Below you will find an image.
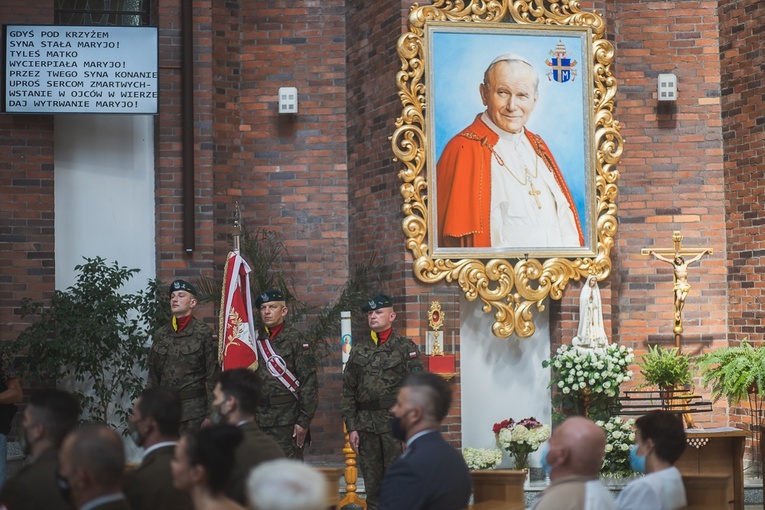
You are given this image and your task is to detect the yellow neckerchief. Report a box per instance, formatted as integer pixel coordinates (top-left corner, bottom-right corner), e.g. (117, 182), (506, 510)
(371, 330), (379, 345)
(172, 316), (178, 332)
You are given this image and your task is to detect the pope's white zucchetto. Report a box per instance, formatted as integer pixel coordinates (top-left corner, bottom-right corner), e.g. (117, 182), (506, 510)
(489, 53), (534, 68)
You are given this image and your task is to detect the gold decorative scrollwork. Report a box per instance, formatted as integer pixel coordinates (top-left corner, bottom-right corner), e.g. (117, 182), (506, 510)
(393, 0), (622, 338)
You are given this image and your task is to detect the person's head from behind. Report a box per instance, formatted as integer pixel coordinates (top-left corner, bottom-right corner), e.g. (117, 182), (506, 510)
(171, 424), (243, 495)
(543, 416), (605, 481)
(23, 388), (80, 456)
(480, 54), (540, 135)
(390, 371), (452, 441)
(58, 424), (125, 509)
(212, 368), (262, 425)
(632, 410), (686, 473)
(130, 386), (182, 447)
(246, 459), (326, 510)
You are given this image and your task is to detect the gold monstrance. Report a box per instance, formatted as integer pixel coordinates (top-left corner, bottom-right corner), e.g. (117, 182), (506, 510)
(428, 300), (444, 356)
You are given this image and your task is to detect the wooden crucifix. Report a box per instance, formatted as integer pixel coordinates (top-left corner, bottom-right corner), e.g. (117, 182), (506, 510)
(641, 231), (712, 344)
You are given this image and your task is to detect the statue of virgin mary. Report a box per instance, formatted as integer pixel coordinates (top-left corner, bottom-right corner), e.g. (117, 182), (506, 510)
(572, 275), (609, 349)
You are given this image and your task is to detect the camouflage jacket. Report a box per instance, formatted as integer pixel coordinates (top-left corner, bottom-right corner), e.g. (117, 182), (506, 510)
(254, 325), (318, 429)
(147, 317), (219, 422)
(341, 330), (423, 434)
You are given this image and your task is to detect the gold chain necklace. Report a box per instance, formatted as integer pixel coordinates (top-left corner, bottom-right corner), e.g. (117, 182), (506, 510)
(491, 144), (543, 209)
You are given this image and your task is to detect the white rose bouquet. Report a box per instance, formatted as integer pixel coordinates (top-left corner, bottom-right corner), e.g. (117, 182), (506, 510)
(461, 447), (503, 471)
(493, 417), (551, 470)
(596, 416), (636, 478)
(543, 343), (635, 419)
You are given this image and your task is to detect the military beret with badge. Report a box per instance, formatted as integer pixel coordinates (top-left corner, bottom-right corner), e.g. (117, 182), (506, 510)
(169, 279), (197, 296)
(361, 294), (394, 312)
(255, 288), (285, 308)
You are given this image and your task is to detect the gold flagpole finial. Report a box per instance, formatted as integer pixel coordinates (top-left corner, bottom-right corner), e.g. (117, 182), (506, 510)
(233, 202), (242, 251)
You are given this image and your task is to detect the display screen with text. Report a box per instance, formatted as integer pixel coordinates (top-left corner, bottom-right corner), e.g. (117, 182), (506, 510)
(3, 25), (158, 114)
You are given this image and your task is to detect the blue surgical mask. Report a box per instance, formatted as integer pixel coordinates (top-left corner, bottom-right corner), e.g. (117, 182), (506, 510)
(629, 444), (646, 473)
(540, 442), (552, 476)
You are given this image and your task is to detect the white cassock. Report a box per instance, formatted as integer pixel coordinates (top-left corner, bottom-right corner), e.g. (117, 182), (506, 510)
(482, 113), (580, 248)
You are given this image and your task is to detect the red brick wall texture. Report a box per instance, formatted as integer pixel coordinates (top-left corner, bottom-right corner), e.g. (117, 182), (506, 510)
(0, 0), (763, 463)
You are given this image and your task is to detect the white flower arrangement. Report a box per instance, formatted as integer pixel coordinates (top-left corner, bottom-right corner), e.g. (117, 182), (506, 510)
(596, 416), (636, 478)
(546, 343), (635, 399)
(493, 417), (551, 470)
(461, 447), (503, 471)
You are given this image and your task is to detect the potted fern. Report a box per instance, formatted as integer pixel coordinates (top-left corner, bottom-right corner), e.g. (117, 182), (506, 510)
(696, 339), (765, 405)
(639, 345), (693, 391)
(697, 339), (765, 475)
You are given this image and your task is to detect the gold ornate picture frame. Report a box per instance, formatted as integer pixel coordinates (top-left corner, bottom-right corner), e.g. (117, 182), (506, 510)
(393, 0), (622, 338)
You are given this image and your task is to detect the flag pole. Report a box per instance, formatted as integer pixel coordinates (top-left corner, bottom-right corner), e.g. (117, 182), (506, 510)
(338, 311), (366, 509)
(218, 202), (258, 371)
(233, 201), (241, 252)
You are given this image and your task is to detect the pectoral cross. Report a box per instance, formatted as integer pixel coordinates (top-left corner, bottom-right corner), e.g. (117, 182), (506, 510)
(528, 180), (542, 209)
(641, 231), (712, 346)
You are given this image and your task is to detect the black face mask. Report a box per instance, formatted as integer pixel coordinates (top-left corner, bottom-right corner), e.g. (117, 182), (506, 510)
(390, 415), (407, 442)
(19, 425), (31, 456)
(56, 472), (73, 506)
(390, 409), (414, 442)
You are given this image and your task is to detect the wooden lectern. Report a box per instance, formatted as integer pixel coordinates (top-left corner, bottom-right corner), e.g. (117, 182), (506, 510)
(674, 428), (746, 510)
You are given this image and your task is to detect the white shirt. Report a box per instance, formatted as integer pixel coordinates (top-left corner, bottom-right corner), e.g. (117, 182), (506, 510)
(585, 480), (618, 510)
(616, 467), (687, 510)
(482, 112), (580, 248)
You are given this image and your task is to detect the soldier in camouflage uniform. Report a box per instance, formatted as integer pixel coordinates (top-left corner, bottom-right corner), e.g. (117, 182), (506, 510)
(253, 289), (318, 460)
(341, 294), (424, 510)
(147, 280), (219, 435)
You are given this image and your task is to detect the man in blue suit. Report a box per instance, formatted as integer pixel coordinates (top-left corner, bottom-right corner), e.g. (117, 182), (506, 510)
(378, 372), (471, 510)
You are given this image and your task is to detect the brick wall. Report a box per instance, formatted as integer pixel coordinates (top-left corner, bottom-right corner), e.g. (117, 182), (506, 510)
(208, 0), (351, 461)
(0, 3), (54, 343)
(607, 0), (728, 432)
(719, 0), (765, 445)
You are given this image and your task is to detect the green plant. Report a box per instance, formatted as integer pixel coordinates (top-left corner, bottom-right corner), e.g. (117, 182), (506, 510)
(697, 338), (765, 476)
(638, 345), (693, 389)
(697, 339), (765, 405)
(12, 257), (166, 428)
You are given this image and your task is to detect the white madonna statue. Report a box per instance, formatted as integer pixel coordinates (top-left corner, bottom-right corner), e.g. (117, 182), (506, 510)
(572, 275), (609, 349)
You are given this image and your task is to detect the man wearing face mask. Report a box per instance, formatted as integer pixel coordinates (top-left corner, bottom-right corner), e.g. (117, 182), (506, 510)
(57, 424), (131, 510)
(123, 387), (190, 510)
(533, 416), (615, 510)
(211, 368), (284, 505)
(341, 294), (424, 510)
(147, 280), (219, 435)
(378, 372), (471, 510)
(0, 389), (79, 510)
(615, 410), (687, 510)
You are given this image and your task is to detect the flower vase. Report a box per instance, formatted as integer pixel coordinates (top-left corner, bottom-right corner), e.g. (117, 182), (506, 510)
(512, 452), (530, 472)
(523, 468), (530, 489)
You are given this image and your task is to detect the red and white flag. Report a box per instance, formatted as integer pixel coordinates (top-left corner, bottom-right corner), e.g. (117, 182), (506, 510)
(219, 251), (258, 371)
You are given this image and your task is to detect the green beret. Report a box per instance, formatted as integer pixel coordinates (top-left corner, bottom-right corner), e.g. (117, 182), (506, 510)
(256, 289), (285, 308)
(362, 294), (393, 312)
(169, 280), (197, 296)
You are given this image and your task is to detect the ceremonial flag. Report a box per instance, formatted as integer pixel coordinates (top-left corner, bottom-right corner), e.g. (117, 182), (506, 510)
(219, 250), (258, 370)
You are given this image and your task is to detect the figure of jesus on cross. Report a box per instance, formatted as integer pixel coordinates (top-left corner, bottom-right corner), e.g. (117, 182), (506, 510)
(642, 231), (712, 337)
